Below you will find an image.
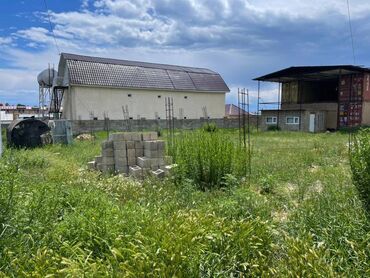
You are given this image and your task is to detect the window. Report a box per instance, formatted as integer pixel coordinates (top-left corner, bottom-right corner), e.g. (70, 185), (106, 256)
(184, 116), (187, 119)
(184, 96), (188, 99)
(158, 95), (161, 98)
(128, 94), (132, 97)
(266, 116), (277, 124)
(286, 116), (300, 124)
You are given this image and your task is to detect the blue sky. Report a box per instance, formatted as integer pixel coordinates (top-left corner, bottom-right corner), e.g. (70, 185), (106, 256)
(0, 0), (369, 111)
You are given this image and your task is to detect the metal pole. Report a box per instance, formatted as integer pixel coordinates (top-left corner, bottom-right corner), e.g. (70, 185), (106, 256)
(277, 82), (281, 129)
(242, 89), (246, 148)
(247, 89), (251, 178)
(0, 106), (2, 158)
(238, 88), (241, 145)
(257, 81), (260, 131)
(299, 81), (302, 131)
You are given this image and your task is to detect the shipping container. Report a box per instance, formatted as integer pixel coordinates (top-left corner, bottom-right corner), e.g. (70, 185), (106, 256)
(338, 74), (363, 127)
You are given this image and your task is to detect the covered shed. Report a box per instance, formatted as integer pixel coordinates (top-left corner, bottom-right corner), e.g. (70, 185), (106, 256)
(254, 65), (370, 132)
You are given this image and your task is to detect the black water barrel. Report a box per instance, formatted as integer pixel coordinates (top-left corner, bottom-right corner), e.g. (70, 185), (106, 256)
(7, 118), (50, 148)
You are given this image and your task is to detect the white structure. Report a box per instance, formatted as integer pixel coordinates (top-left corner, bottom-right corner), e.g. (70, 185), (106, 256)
(55, 53), (230, 120)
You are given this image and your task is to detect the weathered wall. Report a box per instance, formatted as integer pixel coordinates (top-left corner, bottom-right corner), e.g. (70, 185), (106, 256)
(71, 117), (258, 134)
(62, 86), (226, 120)
(260, 110), (328, 132)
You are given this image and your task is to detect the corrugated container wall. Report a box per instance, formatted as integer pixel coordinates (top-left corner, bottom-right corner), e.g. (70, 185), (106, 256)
(338, 74), (363, 127)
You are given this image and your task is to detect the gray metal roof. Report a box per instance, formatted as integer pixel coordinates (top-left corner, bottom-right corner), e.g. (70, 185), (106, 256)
(254, 65), (370, 82)
(61, 53), (230, 92)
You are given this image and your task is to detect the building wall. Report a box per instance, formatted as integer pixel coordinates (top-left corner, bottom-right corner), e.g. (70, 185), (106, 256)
(62, 86), (226, 120)
(70, 117), (258, 134)
(260, 110), (327, 132)
(281, 102), (338, 129)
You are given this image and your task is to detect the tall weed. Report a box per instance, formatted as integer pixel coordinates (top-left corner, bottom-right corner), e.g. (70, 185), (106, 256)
(170, 131), (248, 190)
(350, 128), (370, 215)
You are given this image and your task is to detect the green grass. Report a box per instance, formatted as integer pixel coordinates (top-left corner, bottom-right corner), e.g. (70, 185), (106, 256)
(0, 130), (369, 276)
(170, 130), (249, 190)
(350, 128), (370, 216)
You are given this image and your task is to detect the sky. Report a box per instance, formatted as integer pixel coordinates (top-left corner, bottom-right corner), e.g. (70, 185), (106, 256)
(0, 0), (369, 112)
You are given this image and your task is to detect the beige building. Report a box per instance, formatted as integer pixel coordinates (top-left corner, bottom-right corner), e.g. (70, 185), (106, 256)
(255, 65), (370, 132)
(54, 53), (229, 120)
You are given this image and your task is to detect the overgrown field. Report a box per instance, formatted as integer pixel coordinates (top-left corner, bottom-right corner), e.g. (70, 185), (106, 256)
(0, 130), (369, 276)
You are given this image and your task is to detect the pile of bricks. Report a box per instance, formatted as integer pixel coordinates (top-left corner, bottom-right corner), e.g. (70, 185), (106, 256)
(87, 132), (174, 178)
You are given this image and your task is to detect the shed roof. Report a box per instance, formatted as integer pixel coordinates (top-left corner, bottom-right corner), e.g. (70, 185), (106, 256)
(60, 53), (229, 93)
(254, 65), (370, 82)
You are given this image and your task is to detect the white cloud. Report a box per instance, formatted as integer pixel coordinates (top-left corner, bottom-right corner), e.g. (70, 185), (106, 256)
(0, 37), (12, 45)
(2, 0), (370, 105)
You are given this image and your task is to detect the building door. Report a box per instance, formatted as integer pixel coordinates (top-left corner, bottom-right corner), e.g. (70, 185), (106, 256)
(309, 113), (315, 132)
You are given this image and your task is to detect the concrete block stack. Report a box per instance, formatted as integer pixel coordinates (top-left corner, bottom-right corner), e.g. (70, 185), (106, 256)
(87, 132), (175, 178)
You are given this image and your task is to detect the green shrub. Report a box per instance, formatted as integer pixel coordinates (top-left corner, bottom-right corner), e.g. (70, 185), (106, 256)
(350, 128), (370, 215)
(202, 122), (218, 132)
(171, 131), (248, 190)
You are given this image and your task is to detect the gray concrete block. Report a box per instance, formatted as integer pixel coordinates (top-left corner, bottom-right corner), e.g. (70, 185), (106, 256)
(114, 157), (128, 167)
(142, 133), (151, 141)
(151, 169), (165, 178)
(115, 165), (128, 174)
(109, 133), (125, 141)
(114, 149), (127, 158)
(128, 157), (136, 166)
(149, 132), (158, 140)
(129, 165), (142, 178)
(135, 141), (143, 149)
(127, 149), (135, 158)
(123, 133), (132, 141)
(102, 156), (115, 165)
(101, 164), (115, 173)
(101, 140), (113, 149)
(157, 157), (165, 166)
(135, 148), (144, 157)
(87, 161), (96, 170)
(131, 133), (141, 141)
(157, 149), (165, 157)
(126, 141), (135, 149)
(95, 156), (103, 164)
(102, 148), (114, 157)
(137, 156), (152, 168)
(157, 140), (165, 150)
(144, 141), (157, 151)
(144, 149), (158, 158)
(97, 163), (115, 173)
(113, 141), (126, 150)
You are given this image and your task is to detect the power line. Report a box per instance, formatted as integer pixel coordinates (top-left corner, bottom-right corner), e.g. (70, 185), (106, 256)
(43, 0), (61, 55)
(346, 0), (356, 64)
